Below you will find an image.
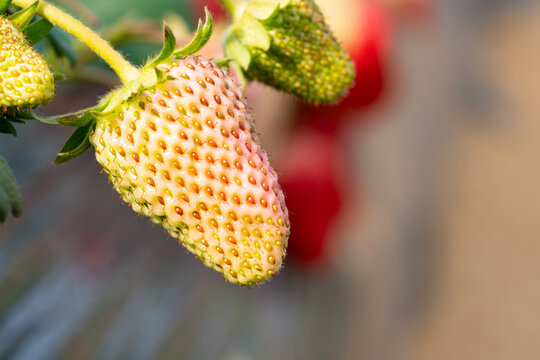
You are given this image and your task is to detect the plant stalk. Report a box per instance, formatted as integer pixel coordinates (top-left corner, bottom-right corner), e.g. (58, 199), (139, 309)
(12, 0), (140, 84)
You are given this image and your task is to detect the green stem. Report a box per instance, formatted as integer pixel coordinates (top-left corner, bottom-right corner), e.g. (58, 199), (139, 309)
(219, 0), (245, 21)
(12, 0), (140, 84)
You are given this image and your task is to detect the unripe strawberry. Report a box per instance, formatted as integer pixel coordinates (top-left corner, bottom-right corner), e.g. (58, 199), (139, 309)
(0, 17), (54, 109)
(224, 0), (355, 105)
(89, 55), (289, 285)
(295, 0), (390, 127)
(249, 0), (354, 103)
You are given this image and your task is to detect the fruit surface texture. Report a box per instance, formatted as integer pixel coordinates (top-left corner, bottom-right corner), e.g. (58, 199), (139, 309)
(89, 55), (289, 285)
(246, 0), (355, 104)
(0, 17), (54, 109)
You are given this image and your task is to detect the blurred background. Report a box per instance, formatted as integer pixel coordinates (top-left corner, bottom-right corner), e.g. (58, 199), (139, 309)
(1, 0), (540, 358)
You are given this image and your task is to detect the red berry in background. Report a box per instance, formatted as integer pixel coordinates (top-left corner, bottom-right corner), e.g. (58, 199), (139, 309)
(341, 0), (389, 110)
(277, 123), (345, 264)
(297, 0), (391, 127)
(188, 0), (227, 21)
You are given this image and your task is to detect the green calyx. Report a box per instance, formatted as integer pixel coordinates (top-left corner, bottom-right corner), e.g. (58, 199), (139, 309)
(97, 7), (214, 116)
(224, 0), (286, 66)
(146, 7), (213, 69)
(8, 1), (38, 28)
(222, 0), (355, 104)
(29, 9), (216, 164)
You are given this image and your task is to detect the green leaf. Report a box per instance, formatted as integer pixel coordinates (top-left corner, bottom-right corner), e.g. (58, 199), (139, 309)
(0, 187), (10, 222)
(0, 112), (32, 134)
(8, 1), (38, 30)
(32, 108), (94, 127)
(145, 23), (176, 68)
(25, 18), (54, 44)
(53, 71), (67, 82)
(245, 1), (280, 20)
(28, 111), (59, 125)
(277, 0), (291, 7)
(30, 98), (110, 126)
(232, 13), (270, 50)
(0, 117), (17, 137)
(0, 154), (22, 222)
(4, 112), (31, 123)
(173, 7), (213, 57)
(0, 0), (12, 14)
(5, 117), (24, 124)
(54, 122), (93, 164)
(95, 68), (157, 115)
(13, 112), (34, 120)
(224, 34), (251, 69)
(57, 112), (97, 127)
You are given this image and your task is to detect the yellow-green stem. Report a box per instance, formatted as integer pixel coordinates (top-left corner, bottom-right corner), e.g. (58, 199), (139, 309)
(12, 0), (140, 84)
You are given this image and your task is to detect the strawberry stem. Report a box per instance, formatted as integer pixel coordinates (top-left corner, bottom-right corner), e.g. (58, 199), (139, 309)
(11, 0), (140, 84)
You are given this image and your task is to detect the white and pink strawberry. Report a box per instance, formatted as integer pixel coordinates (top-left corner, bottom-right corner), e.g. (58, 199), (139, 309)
(90, 55), (290, 285)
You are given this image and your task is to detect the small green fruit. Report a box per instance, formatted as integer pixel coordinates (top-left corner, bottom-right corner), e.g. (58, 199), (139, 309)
(0, 16), (54, 109)
(226, 0), (355, 104)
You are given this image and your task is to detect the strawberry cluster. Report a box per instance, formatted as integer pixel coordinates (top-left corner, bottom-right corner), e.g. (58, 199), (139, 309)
(1, 0), (359, 285)
(244, 0), (355, 104)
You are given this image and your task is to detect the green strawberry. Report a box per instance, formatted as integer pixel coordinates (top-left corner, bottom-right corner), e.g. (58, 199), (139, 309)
(0, 16), (54, 109)
(89, 55), (290, 285)
(224, 0), (355, 104)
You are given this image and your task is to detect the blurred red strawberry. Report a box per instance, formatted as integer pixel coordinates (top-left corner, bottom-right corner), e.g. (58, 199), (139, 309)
(277, 123), (345, 264)
(188, 0), (227, 21)
(297, 0), (390, 128)
(341, 0), (389, 110)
